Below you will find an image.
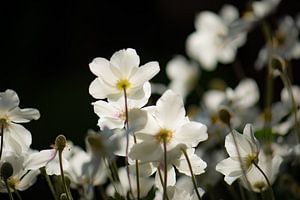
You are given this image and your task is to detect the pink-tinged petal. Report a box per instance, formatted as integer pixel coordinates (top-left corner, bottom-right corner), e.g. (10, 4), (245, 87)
(89, 57), (118, 85)
(9, 108), (40, 123)
(129, 141), (162, 162)
(155, 90), (186, 130)
(7, 123), (31, 152)
(89, 78), (112, 99)
(17, 170), (39, 191)
(0, 89), (19, 113)
(130, 61), (160, 87)
(110, 48), (140, 78)
(216, 157), (242, 185)
(24, 149), (57, 170)
(174, 122), (208, 147)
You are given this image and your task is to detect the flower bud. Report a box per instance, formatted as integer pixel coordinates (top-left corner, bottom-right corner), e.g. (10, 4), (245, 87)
(218, 108), (231, 126)
(55, 135), (67, 152)
(0, 162), (13, 180)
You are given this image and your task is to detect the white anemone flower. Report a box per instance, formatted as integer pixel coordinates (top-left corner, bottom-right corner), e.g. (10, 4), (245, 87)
(0, 151), (39, 193)
(186, 5), (247, 70)
(216, 124), (260, 185)
(0, 89), (40, 154)
(92, 82), (151, 130)
(129, 90), (208, 163)
(89, 48), (160, 101)
(166, 56), (200, 101)
(241, 152), (283, 193)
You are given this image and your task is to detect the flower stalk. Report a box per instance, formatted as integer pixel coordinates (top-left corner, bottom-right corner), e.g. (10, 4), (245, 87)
(181, 148), (202, 200)
(163, 138), (168, 200)
(0, 121), (4, 161)
(40, 167), (59, 200)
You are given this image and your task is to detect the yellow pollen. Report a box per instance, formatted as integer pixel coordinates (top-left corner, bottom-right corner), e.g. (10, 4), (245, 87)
(8, 176), (20, 188)
(155, 128), (173, 143)
(116, 79), (131, 91)
(244, 154), (258, 169)
(253, 181), (267, 192)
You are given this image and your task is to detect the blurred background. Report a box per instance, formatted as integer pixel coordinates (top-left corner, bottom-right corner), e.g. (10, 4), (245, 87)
(1, 0), (300, 198)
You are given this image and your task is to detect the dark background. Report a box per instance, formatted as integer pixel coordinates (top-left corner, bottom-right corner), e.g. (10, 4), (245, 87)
(1, 0), (300, 199)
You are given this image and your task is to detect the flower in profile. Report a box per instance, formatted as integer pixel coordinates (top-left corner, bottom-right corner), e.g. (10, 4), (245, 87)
(0, 89), (40, 154)
(186, 5), (247, 70)
(216, 124), (260, 185)
(0, 151), (39, 193)
(240, 152), (283, 193)
(166, 56), (200, 101)
(129, 90), (208, 163)
(89, 48), (160, 101)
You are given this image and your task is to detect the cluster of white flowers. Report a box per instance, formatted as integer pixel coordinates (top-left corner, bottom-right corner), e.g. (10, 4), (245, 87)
(2, 0), (300, 199)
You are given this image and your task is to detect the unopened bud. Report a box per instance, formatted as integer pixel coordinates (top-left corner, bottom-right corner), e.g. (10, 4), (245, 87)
(218, 108), (231, 126)
(0, 162), (13, 180)
(55, 135), (67, 152)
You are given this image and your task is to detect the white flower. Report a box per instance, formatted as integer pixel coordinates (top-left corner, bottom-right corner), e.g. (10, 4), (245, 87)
(255, 15), (300, 70)
(166, 56), (200, 101)
(216, 124), (260, 185)
(252, 0), (281, 18)
(186, 5), (247, 70)
(0, 89), (40, 154)
(92, 82), (150, 130)
(129, 90), (208, 163)
(240, 152), (283, 193)
(89, 48), (160, 101)
(0, 151), (39, 192)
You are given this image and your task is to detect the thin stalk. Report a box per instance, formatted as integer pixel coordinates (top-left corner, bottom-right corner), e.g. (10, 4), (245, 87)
(163, 139), (168, 200)
(0, 123), (4, 161)
(13, 188), (22, 200)
(102, 158), (120, 196)
(58, 151), (71, 200)
(40, 167), (59, 200)
(252, 161), (275, 200)
(279, 70), (300, 143)
(4, 179), (14, 200)
(181, 148), (202, 200)
(157, 167), (169, 200)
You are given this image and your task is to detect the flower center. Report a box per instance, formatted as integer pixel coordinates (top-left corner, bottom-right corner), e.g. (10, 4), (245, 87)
(0, 117), (9, 129)
(155, 128), (173, 143)
(116, 79), (131, 91)
(244, 154), (258, 169)
(8, 176), (20, 189)
(253, 181), (267, 192)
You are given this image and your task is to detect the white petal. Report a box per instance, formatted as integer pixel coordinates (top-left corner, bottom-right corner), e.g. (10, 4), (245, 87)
(130, 61), (160, 87)
(110, 48), (140, 78)
(24, 149), (57, 170)
(233, 78), (259, 109)
(89, 78), (110, 99)
(129, 141), (162, 162)
(0, 89), (19, 113)
(89, 57), (118, 85)
(195, 11), (226, 33)
(155, 90), (186, 130)
(155, 166), (176, 191)
(174, 122), (208, 147)
(219, 4), (239, 24)
(8, 108), (40, 123)
(216, 157), (242, 185)
(7, 123), (32, 153)
(225, 130), (254, 158)
(203, 90), (226, 111)
(17, 170), (39, 191)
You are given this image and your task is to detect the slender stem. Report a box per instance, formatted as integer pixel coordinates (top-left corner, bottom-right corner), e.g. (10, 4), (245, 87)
(0, 123), (4, 161)
(13, 188), (22, 200)
(279, 70), (300, 142)
(181, 148), (202, 200)
(163, 139), (168, 200)
(102, 158), (120, 196)
(252, 161), (275, 200)
(58, 151), (71, 200)
(157, 167), (169, 200)
(40, 167), (59, 200)
(5, 179), (14, 200)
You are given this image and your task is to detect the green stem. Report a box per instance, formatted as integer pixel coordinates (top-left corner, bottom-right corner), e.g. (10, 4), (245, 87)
(13, 188), (22, 200)
(181, 148), (202, 200)
(40, 167), (59, 200)
(252, 162), (275, 200)
(5, 179), (14, 200)
(163, 139), (168, 200)
(58, 151), (71, 200)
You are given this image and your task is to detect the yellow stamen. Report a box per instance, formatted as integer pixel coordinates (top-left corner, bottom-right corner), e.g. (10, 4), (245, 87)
(116, 79), (131, 91)
(155, 128), (173, 143)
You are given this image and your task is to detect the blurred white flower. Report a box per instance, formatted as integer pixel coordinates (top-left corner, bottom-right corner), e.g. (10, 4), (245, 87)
(186, 5), (247, 70)
(255, 16), (300, 70)
(166, 56), (200, 101)
(89, 48), (159, 101)
(216, 124), (260, 185)
(240, 152), (282, 193)
(252, 0), (281, 18)
(0, 151), (39, 193)
(0, 89), (40, 154)
(129, 90), (208, 163)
